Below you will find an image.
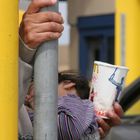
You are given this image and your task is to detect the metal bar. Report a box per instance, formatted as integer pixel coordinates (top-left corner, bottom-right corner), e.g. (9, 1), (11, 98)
(0, 0), (18, 140)
(34, 2), (58, 140)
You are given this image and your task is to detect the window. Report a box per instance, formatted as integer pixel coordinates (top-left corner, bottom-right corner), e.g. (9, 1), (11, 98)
(78, 14), (114, 79)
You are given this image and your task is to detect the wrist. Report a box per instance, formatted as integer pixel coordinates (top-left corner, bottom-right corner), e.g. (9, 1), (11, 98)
(19, 35), (36, 64)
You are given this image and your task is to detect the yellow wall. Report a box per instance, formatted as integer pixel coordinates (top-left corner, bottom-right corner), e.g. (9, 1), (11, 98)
(115, 0), (140, 85)
(0, 1), (18, 140)
(115, 0), (140, 115)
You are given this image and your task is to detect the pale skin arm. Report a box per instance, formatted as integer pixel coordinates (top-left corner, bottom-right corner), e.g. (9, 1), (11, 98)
(19, 0), (64, 49)
(97, 102), (123, 139)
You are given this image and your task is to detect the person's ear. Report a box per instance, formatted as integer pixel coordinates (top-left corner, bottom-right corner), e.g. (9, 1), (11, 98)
(63, 81), (76, 90)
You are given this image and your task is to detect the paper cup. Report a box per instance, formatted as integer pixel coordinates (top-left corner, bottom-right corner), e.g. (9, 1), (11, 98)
(89, 61), (129, 119)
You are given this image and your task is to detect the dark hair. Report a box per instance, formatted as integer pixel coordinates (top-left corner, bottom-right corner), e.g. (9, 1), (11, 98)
(58, 70), (90, 99)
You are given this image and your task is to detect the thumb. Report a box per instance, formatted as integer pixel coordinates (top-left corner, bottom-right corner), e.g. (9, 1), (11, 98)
(114, 102), (124, 117)
(26, 0), (57, 14)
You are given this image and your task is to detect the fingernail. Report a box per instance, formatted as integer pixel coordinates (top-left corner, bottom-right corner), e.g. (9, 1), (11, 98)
(107, 112), (114, 118)
(51, 0), (57, 4)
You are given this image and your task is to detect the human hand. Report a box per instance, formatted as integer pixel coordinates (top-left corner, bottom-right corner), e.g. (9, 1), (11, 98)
(25, 82), (35, 109)
(97, 102), (123, 139)
(19, 0), (64, 49)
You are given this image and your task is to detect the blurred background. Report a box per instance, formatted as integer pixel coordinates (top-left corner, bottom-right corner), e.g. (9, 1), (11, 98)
(19, 0), (140, 139)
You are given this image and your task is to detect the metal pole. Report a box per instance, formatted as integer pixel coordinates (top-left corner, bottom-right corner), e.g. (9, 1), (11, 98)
(0, 0), (18, 140)
(34, 2), (58, 140)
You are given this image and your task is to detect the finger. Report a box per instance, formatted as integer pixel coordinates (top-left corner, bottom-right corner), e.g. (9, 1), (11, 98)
(29, 98), (34, 103)
(25, 95), (30, 100)
(34, 22), (64, 33)
(30, 102), (34, 110)
(97, 119), (111, 134)
(27, 95), (32, 100)
(25, 97), (29, 102)
(27, 12), (64, 24)
(30, 91), (35, 98)
(106, 111), (122, 126)
(41, 31), (61, 38)
(24, 12), (63, 24)
(27, 32), (62, 48)
(113, 102), (124, 117)
(36, 32), (62, 42)
(28, 87), (35, 96)
(26, 0), (57, 14)
(98, 127), (106, 139)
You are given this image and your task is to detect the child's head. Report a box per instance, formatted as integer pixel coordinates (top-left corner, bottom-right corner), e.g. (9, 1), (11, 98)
(25, 70), (90, 109)
(58, 70), (90, 99)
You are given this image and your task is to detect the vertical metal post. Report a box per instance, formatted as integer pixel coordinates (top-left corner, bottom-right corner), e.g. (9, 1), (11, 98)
(0, 0), (18, 140)
(34, 2), (58, 140)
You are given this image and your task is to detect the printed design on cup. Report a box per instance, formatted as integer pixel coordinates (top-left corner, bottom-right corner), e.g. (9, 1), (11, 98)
(90, 88), (97, 102)
(93, 64), (99, 73)
(95, 109), (106, 118)
(90, 64), (99, 101)
(108, 68), (124, 101)
(92, 64), (99, 83)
